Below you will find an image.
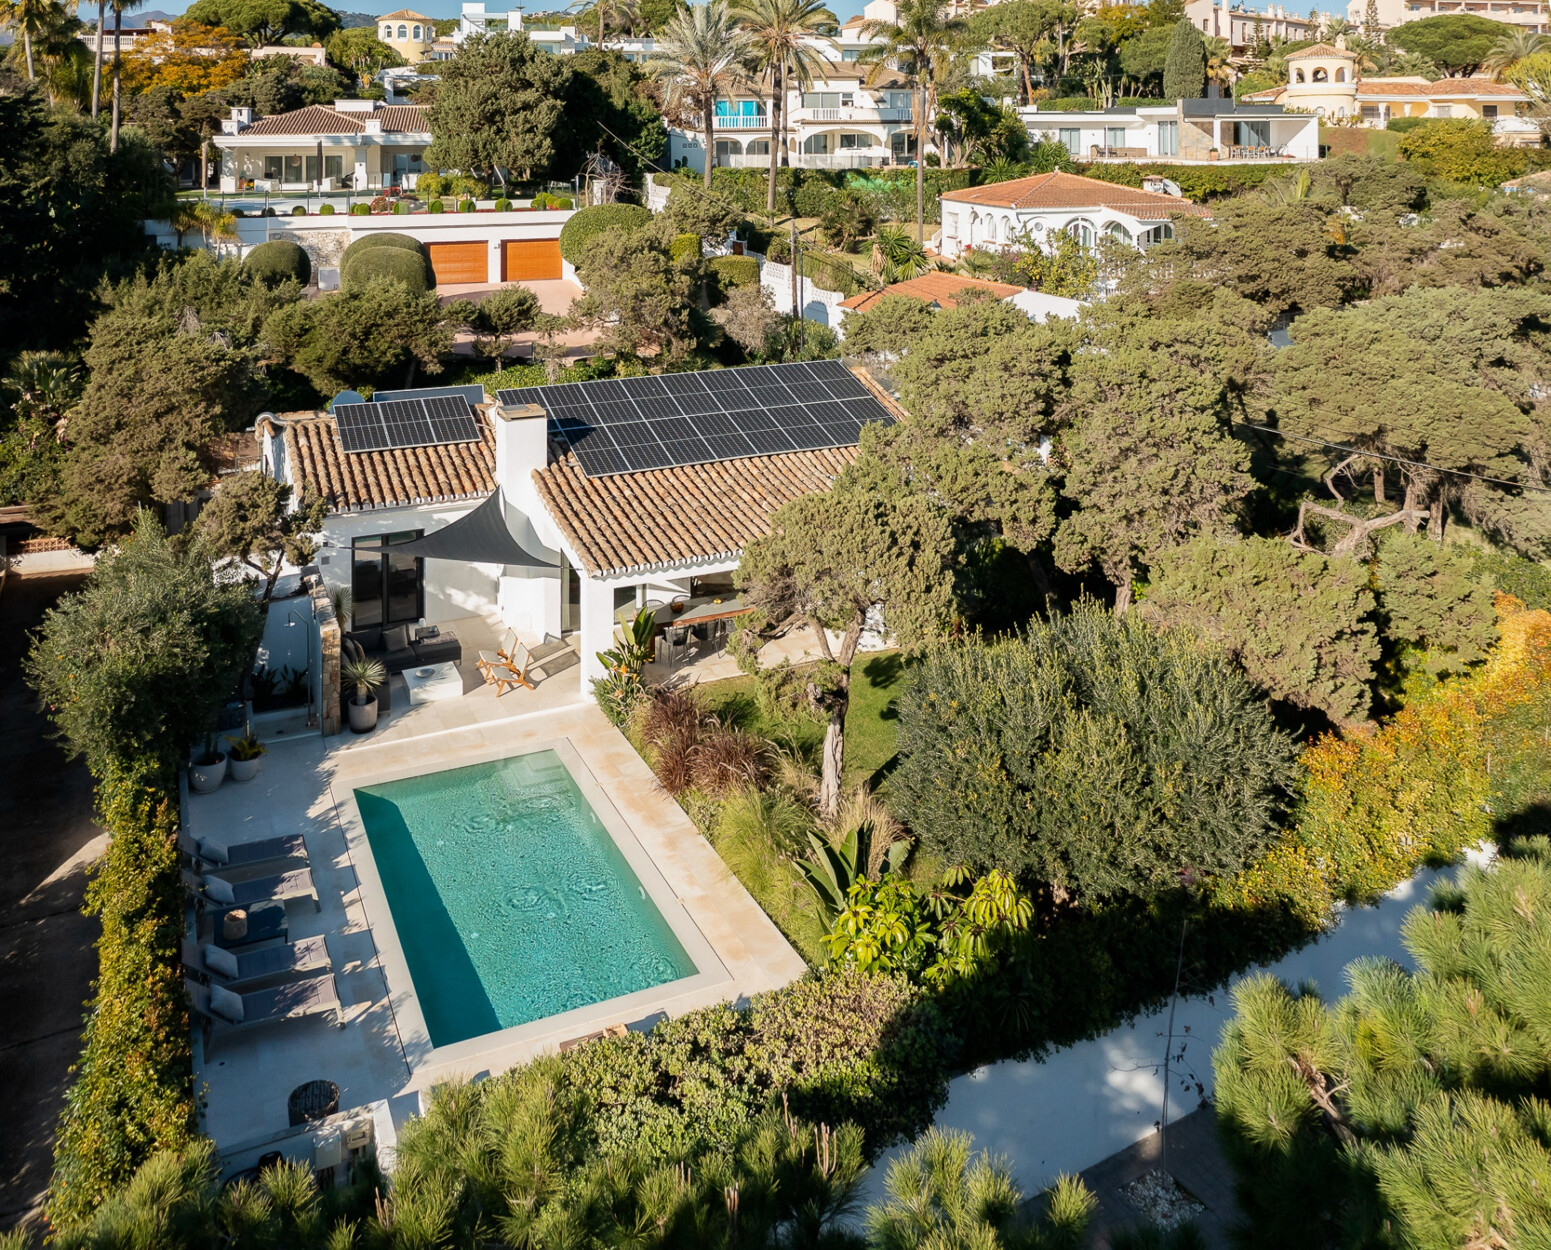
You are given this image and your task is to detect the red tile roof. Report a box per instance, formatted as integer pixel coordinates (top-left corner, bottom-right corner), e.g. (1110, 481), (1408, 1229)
(1285, 42), (1354, 59)
(941, 171), (1212, 217)
(839, 272), (1024, 312)
(241, 103), (430, 136)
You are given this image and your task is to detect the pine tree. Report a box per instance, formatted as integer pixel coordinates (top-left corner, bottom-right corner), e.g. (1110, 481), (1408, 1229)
(1363, 0), (1379, 36)
(1162, 17), (1207, 100)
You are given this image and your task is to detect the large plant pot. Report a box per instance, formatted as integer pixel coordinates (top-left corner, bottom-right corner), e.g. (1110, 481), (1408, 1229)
(348, 695), (379, 734)
(189, 754), (228, 793)
(228, 756), (262, 783)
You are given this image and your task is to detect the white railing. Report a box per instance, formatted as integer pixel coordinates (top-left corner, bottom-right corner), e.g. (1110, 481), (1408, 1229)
(713, 114), (770, 130)
(718, 151), (890, 169)
(795, 106), (911, 122)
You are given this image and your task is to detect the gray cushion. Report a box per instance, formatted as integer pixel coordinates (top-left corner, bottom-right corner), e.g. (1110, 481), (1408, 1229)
(203, 944), (240, 979)
(196, 835), (230, 865)
(203, 875), (235, 905)
(381, 625), (409, 653)
(414, 637), (462, 666)
(209, 984), (245, 1023)
(350, 626), (382, 651)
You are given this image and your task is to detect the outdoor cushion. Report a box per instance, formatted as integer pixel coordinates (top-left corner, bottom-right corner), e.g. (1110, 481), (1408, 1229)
(203, 875), (235, 905)
(203, 944), (240, 979)
(381, 625), (409, 654)
(197, 835), (231, 864)
(350, 626), (383, 651)
(413, 635), (462, 667)
(209, 984), (245, 1023)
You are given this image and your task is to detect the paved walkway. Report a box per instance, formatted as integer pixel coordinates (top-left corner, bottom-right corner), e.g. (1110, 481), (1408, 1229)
(0, 572), (101, 1231)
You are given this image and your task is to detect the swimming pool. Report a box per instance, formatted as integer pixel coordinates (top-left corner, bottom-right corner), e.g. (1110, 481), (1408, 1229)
(353, 750), (699, 1048)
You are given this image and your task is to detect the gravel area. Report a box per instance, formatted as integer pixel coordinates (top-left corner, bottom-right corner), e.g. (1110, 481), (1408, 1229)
(1120, 1168), (1207, 1231)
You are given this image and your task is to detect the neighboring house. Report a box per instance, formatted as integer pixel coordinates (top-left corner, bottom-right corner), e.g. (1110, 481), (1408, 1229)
(1344, 0), (1550, 32)
(251, 44), (329, 65)
(213, 101), (432, 193)
(257, 362), (900, 688)
(938, 171), (1213, 260)
(1184, 0), (1340, 49)
(1019, 97), (1320, 162)
(835, 272), (1082, 338)
(667, 59), (915, 174)
(377, 9), (436, 63)
(80, 20), (169, 54)
(1240, 39), (1534, 140)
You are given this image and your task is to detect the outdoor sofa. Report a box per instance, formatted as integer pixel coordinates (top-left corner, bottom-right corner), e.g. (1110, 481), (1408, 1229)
(344, 624), (461, 675)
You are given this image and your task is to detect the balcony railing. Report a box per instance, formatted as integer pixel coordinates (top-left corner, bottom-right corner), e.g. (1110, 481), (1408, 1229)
(720, 150), (894, 169)
(795, 105), (912, 122)
(713, 114), (770, 130)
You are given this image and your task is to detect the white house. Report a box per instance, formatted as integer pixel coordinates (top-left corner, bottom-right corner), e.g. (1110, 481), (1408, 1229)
(938, 171), (1213, 261)
(1344, 0), (1550, 32)
(213, 101), (432, 193)
(257, 363), (901, 690)
(1184, 0), (1341, 50)
(1019, 98), (1320, 163)
(835, 272), (1082, 338)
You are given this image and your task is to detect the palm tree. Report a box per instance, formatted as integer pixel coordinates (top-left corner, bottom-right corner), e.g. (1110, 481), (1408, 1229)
(731, 0), (836, 214)
(646, 1), (754, 189)
(1204, 34), (1233, 92)
(588, 0), (639, 46)
(858, 0), (966, 246)
(1485, 28), (1546, 77)
(0, 0), (58, 79)
(107, 0), (144, 152)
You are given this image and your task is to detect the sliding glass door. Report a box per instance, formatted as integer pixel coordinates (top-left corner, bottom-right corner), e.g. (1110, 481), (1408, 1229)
(351, 532), (424, 628)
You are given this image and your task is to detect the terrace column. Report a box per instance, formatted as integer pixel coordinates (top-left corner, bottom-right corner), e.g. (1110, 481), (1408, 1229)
(578, 576), (616, 690)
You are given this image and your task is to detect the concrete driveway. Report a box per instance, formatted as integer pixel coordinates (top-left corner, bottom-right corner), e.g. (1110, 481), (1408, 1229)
(437, 279), (603, 364)
(0, 573), (101, 1231)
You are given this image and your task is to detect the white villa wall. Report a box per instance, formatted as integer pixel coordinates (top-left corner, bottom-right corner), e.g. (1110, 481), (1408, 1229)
(761, 260), (849, 327)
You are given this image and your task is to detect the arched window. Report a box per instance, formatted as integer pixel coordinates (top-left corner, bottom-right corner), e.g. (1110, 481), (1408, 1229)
(1107, 221), (1133, 246)
(1295, 68), (1305, 82)
(397, 24), (408, 38)
(1313, 66), (1328, 82)
(381, 25), (391, 38)
(412, 24), (422, 39)
(1335, 67), (1346, 81)
(1068, 219), (1095, 248)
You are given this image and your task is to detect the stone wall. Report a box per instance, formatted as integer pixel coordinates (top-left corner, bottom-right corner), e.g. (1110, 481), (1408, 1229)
(272, 227), (351, 273)
(310, 577), (342, 736)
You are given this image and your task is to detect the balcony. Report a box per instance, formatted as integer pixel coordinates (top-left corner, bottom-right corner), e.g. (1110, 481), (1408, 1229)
(719, 150), (894, 170)
(713, 114), (770, 130)
(794, 105), (911, 123)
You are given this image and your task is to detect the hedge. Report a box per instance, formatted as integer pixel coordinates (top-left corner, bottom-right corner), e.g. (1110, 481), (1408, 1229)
(340, 245), (435, 294)
(319, 202), (335, 215)
(494, 197), (512, 212)
(1386, 116), (1430, 133)
(670, 231), (701, 264)
(693, 166), (979, 225)
(341, 231), (426, 265)
(241, 239), (311, 287)
(1075, 160), (1284, 200)
(708, 254), (758, 292)
(531, 191), (575, 210)
(558, 203), (651, 265)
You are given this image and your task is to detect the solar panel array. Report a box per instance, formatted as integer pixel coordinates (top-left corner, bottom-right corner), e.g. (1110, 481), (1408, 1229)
(497, 360), (894, 478)
(333, 394), (482, 454)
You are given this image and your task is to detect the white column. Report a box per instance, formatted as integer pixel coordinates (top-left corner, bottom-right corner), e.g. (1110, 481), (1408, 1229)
(578, 576), (617, 689)
(354, 147), (368, 191)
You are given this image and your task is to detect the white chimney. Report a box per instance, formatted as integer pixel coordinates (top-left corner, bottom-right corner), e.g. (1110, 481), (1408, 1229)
(494, 403), (549, 495)
(223, 105), (252, 134)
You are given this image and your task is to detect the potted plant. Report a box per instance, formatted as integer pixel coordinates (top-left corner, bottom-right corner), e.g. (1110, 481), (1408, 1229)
(342, 655), (388, 733)
(189, 733), (228, 793)
(1207, 148), (1220, 161)
(228, 735), (267, 782)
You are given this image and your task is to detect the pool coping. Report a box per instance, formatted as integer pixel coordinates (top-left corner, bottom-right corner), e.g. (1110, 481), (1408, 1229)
(334, 735), (735, 1081)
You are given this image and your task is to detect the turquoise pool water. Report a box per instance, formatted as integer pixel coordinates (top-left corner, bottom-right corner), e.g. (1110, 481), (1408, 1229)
(354, 751), (697, 1047)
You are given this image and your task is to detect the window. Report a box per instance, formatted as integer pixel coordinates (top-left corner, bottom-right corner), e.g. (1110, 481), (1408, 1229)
(412, 23), (421, 38)
(841, 48), (860, 60)
(397, 24), (408, 38)
(839, 132), (874, 148)
(1068, 219), (1095, 247)
(1158, 120), (1178, 156)
(326, 154), (343, 179)
(352, 533), (424, 629)
(264, 155), (283, 180)
(1484, 103), (1499, 118)
(1361, 103), (1381, 120)
(283, 154), (303, 182)
(745, 139), (770, 154)
(1107, 221), (1133, 245)
(1335, 67), (1346, 81)
(1058, 127), (1080, 156)
(1434, 103), (1453, 117)
(802, 92), (842, 109)
(1295, 68), (1306, 82)
(381, 24), (391, 38)
(840, 92), (854, 106)
(1106, 125), (1126, 150)
(1312, 67), (1328, 81)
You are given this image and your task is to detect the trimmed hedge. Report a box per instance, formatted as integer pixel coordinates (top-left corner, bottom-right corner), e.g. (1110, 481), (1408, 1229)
(428, 199), (445, 213)
(670, 232), (702, 264)
(319, 202), (335, 215)
(242, 239), (311, 287)
(558, 203), (652, 265)
(494, 197), (512, 212)
(709, 254), (758, 292)
(341, 231), (425, 264)
(1386, 116), (1430, 133)
(340, 245), (434, 294)
(532, 191), (575, 210)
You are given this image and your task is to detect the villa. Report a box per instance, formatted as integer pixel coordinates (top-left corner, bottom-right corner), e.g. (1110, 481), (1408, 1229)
(937, 171), (1213, 261)
(1018, 97), (1320, 164)
(213, 100), (432, 193)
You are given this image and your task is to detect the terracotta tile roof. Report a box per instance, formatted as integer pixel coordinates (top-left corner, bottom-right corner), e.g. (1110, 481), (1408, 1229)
(839, 272), (1023, 312)
(1422, 77), (1528, 97)
(378, 8), (433, 20)
(1285, 42), (1354, 59)
(941, 171), (1213, 218)
(531, 446), (859, 577)
(260, 410), (495, 511)
(241, 103), (429, 136)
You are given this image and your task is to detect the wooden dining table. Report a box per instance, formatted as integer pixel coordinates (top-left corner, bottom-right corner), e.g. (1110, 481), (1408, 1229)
(615, 596), (751, 629)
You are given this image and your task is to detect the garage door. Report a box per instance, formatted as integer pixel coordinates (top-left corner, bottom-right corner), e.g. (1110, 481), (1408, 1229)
(427, 242), (487, 285)
(502, 239), (563, 282)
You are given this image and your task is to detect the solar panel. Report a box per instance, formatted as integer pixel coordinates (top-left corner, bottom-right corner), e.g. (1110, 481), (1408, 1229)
(496, 360), (894, 478)
(333, 394), (481, 454)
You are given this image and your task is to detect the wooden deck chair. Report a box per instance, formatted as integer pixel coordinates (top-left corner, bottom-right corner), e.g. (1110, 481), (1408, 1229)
(476, 650), (523, 695)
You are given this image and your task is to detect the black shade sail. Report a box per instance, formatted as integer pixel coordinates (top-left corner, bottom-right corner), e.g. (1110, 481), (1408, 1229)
(354, 489), (559, 572)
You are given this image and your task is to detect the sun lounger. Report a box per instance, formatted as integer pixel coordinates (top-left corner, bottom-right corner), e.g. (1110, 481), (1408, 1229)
(186, 973), (343, 1052)
(477, 639), (546, 695)
(194, 866), (320, 912)
(183, 934), (331, 988)
(179, 832), (308, 870)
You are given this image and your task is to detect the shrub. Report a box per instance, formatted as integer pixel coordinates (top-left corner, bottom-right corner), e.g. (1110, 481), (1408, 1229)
(891, 600), (1298, 900)
(394, 200), (411, 214)
(457, 198), (476, 212)
(340, 245), (434, 294)
(241, 239), (311, 287)
(450, 175), (484, 200)
(428, 198), (445, 213)
(670, 231), (702, 264)
(532, 191), (575, 210)
(290, 204), (306, 216)
(349, 203), (369, 215)
(1386, 115), (1429, 133)
(415, 171), (448, 199)
(709, 253), (759, 293)
(370, 195), (391, 214)
(558, 203), (651, 265)
(493, 197), (511, 212)
(318, 202), (335, 215)
(340, 231), (426, 265)
(260, 206), (276, 216)
(794, 176), (834, 218)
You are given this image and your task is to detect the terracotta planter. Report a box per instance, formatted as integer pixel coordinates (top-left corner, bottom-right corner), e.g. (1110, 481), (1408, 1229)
(189, 754), (228, 793)
(348, 694), (379, 734)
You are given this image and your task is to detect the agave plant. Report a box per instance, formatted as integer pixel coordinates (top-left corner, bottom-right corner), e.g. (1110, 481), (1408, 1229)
(796, 793), (909, 923)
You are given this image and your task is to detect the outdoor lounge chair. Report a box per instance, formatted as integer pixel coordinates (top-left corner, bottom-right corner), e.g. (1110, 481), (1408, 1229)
(183, 934), (331, 988)
(186, 972), (343, 1052)
(191, 866), (320, 911)
(179, 831), (308, 871)
(477, 639), (544, 695)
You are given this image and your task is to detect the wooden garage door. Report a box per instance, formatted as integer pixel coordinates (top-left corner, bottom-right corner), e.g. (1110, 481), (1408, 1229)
(427, 242), (487, 284)
(502, 239), (563, 282)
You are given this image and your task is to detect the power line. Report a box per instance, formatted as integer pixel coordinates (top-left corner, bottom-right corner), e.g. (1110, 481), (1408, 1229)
(1234, 421), (1551, 496)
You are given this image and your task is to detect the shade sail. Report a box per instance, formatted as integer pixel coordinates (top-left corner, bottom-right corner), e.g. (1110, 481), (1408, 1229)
(354, 489), (559, 572)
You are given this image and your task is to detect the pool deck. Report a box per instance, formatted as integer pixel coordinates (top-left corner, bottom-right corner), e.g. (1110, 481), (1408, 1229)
(186, 663), (807, 1161)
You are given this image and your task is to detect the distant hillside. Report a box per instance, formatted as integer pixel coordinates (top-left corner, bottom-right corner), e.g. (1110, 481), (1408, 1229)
(337, 12), (378, 27)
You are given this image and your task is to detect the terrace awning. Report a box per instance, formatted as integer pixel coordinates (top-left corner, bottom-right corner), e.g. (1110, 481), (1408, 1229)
(354, 489), (559, 573)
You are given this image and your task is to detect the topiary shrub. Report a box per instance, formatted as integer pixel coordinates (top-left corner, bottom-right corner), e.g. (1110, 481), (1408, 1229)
(394, 200), (412, 214)
(341, 231), (426, 263)
(531, 191), (575, 210)
(291, 205), (307, 216)
(458, 198), (476, 212)
(319, 202), (335, 215)
(428, 198), (445, 213)
(243, 239), (312, 287)
(350, 203), (370, 215)
(670, 232), (702, 264)
(494, 197), (512, 212)
(416, 171), (448, 199)
(340, 245), (435, 293)
(261, 206), (277, 217)
(558, 203), (651, 265)
(709, 254), (758, 293)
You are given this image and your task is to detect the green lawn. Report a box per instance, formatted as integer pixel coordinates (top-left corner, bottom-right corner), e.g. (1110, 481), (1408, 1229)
(695, 649), (906, 790)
